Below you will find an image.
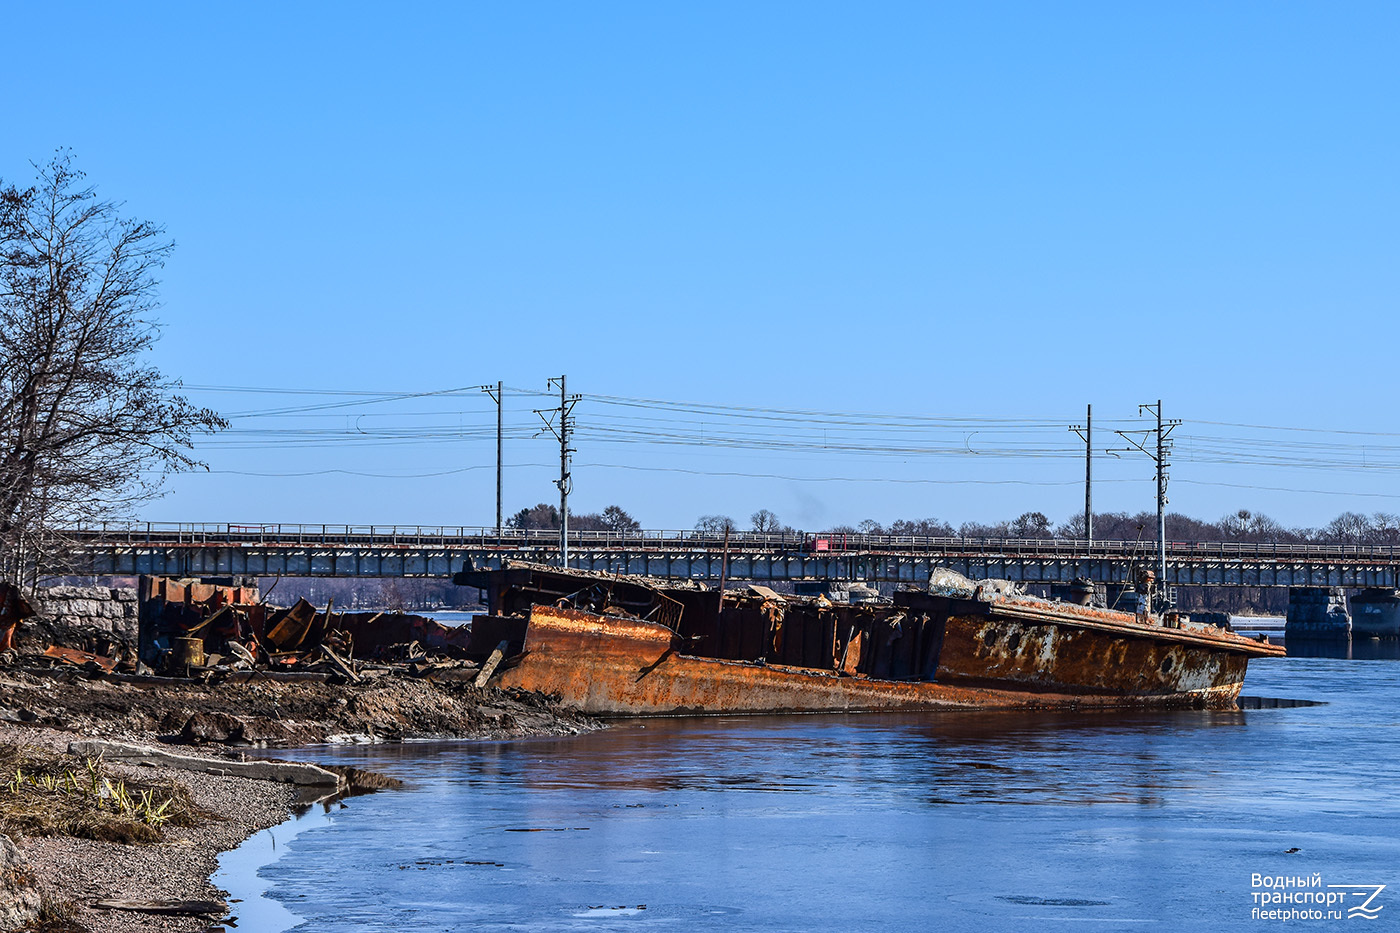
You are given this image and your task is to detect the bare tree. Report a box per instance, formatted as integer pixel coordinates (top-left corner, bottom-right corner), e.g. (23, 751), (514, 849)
(1371, 512), (1400, 544)
(1245, 513), (1284, 542)
(888, 517), (955, 538)
(1054, 513), (1088, 538)
(1326, 511), (1372, 544)
(695, 514), (736, 534)
(958, 520), (1011, 538)
(0, 153), (225, 588)
(1221, 509), (1253, 538)
(1009, 511), (1052, 538)
(750, 509), (782, 533)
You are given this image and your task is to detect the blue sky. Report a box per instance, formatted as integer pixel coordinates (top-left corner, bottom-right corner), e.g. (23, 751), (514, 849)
(6, 2), (1399, 531)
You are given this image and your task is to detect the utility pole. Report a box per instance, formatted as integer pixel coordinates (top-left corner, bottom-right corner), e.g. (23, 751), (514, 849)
(481, 382), (504, 536)
(558, 375), (569, 566)
(1155, 401), (1165, 590)
(1069, 404), (1092, 546)
(1110, 400), (1180, 607)
(535, 376), (579, 567)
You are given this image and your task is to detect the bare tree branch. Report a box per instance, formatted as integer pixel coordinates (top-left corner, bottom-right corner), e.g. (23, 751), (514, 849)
(0, 151), (226, 588)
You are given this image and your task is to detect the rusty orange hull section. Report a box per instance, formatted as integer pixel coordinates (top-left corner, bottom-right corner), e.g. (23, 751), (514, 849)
(934, 604), (1255, 699)
(497, 605), (1266, 717)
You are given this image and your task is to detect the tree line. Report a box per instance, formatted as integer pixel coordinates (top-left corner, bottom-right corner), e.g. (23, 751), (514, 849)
(850, 508), (1400, 546)
(508, 502), (1400, 546)
(260, 576), (481, 612)
(507, 503), (641, 533)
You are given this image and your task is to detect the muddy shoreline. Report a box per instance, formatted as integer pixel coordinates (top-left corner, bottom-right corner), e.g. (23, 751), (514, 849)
(0, 670), (598, 932)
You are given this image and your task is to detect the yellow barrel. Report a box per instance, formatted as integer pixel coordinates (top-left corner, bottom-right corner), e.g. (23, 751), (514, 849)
(174, 637), (205, 668)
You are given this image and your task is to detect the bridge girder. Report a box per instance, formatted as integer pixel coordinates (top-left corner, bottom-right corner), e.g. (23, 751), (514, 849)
(59, 543), (1400, 588)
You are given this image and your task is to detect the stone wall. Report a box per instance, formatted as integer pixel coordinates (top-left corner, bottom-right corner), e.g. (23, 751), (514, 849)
(28, 585), (139, 646)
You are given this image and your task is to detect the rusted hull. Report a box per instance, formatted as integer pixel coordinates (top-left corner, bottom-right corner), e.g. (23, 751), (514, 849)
(936, 612), (1250, 699)
(497, 605), (1257, 717)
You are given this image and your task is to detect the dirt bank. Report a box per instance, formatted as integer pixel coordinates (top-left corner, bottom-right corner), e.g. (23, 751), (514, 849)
(0, 669), (597, 746)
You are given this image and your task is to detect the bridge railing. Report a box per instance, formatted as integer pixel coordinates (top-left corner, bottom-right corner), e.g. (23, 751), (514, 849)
(55, 522), (1400, 562)
(65, 523), (827, 549)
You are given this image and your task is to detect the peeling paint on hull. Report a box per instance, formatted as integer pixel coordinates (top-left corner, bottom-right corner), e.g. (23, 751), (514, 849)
(497, 603), (1278, 717)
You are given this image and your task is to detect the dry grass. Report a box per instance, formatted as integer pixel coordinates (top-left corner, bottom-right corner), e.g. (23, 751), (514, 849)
(22, 896), (85, 933)
(0, 743), (213, 845)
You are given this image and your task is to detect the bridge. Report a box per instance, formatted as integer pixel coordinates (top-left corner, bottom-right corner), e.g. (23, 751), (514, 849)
(50, 523), (1400, 588)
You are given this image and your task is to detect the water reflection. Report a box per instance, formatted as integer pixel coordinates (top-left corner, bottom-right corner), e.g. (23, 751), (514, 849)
(254, 660), (1400, 933)
(293, 706), (1263, 812)
(1286, 637), (1400, 660)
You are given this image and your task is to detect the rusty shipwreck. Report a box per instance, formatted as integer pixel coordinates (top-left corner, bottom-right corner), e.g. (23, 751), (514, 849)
(455, 562), (1284, 715)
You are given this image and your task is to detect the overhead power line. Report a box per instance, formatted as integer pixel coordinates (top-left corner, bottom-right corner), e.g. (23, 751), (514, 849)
(171, 383), (1400, 494)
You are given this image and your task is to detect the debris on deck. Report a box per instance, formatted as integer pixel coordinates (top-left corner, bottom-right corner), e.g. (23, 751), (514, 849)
(453, 560), (1285, 716)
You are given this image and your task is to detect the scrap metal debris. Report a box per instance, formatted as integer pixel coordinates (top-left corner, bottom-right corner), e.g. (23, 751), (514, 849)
(127, 576), (487, 681)
(41, 645), (117, 673)
(0, 583), (35, 653)
(16, 576), (498, 688)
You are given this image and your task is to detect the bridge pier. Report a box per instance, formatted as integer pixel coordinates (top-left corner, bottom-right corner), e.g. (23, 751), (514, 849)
(1285, 587), (1351, 640)
(1348, 588), (1400, 638)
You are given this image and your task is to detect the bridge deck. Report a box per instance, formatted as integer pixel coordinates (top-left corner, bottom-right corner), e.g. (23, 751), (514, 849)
(49, 523), (1400, 587)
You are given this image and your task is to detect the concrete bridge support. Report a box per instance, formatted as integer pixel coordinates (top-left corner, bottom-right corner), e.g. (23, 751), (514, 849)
(1285, 587), (1351, 640)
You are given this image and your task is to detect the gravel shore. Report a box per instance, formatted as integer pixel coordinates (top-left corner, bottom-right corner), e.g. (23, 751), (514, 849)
(0, 671), (598, 932)
(2, 725), (296, 933)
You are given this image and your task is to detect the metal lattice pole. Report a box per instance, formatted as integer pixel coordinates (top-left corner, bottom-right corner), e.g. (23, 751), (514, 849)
(1156, 399), (1166, 588)
(559, 375), (569, 566)
(537, 376), (578, 568)
(1110, 400), (1179, 609)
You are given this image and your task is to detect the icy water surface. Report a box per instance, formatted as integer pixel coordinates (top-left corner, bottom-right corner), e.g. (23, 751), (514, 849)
(253, 658), (1400, 931)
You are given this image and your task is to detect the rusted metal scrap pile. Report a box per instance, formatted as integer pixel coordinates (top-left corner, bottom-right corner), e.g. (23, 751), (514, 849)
(31, 576), (488, 684)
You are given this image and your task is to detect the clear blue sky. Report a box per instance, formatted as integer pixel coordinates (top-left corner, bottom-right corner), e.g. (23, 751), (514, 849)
(6, 2), (1399, 531)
